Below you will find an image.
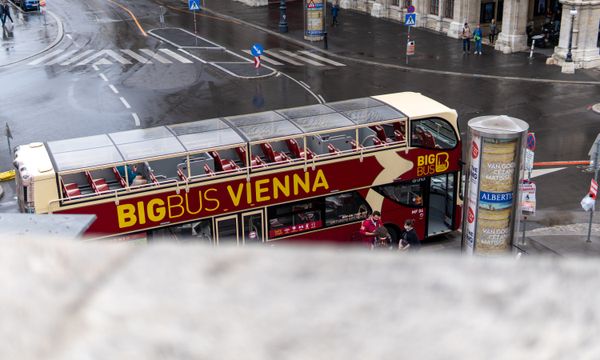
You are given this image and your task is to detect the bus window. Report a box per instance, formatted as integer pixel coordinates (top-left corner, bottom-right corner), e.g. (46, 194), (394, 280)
(411, 118), (457, 149)
(374, 179), (426, 207)
(268, 199), (324, 238)
(307, 130), (356, 156)
(325, 192), (370, 226)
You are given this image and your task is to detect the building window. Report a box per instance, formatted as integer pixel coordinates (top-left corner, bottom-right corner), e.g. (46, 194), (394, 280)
(444, 0), (454, 18)
(404, 0), (412, 8)
(391, 0), (400, 6)
(430, 0), (439, 15)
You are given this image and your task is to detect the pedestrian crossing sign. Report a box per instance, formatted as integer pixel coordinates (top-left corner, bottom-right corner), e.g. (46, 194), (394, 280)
(405, 13), (416, 26)
(189, 0), (200, 11)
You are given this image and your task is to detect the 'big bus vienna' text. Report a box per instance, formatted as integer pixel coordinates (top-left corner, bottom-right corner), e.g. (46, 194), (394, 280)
(116, 169), (330, 229)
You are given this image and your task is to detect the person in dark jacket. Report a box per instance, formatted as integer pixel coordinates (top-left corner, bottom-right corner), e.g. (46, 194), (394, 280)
(2, 1), (13, 27)
(331, 1), (339, 27)
(399, 219), (420, 252)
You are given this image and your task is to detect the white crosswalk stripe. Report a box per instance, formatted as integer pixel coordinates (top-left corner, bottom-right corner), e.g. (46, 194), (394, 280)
(241, 50), (284, 65)
(121, 49), (152, 64)
(139, 49), (173, 64)
(159, 48), (193, 63)
(279, 50), (324, 66)
(60, 50), (96, 66)
(77, 50), (132, 65)
(27, 49), (65, 65)
(298, 50), (346, 66)
(263, 50), (305, 66)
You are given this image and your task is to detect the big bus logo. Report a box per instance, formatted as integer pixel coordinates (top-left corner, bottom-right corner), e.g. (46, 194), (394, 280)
(472, 141), (479, 159)
(416, 152), (450, 177)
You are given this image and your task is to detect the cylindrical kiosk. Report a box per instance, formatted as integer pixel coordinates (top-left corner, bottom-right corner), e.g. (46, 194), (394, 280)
(304, 0), (325, 41)
(462, 116), (529, 255)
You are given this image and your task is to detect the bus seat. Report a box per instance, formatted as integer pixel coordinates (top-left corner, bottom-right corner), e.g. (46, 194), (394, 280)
(394, 130), (405, 142)
(236, 146), (264, 167)
(112, 167), (126, 188)
(372, 137), (384, 146)
(394, 122), (405, 134)
(62, 181), (81, 198)
(261, 143), (289, 163)
(285, 139), (314, 160)
(327, 144), (340, 154)
(370, 125), (387, 142)
(85, 171), (109, 193)
(209, 151), (239, 172)
(177, 168), (187, 181)
(422, 130), (437, 148)
(349, 140), (360, 150)
(203, 164), (215, 176)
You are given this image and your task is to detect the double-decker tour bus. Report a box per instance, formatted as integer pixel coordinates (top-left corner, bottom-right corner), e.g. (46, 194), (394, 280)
(13, 92), (462, 244)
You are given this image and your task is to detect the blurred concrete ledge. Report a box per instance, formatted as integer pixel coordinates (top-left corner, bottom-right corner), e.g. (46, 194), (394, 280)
(1, 238), (598, 360)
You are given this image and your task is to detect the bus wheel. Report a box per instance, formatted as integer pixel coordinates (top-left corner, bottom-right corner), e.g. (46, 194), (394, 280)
(385, 225), (400, 247)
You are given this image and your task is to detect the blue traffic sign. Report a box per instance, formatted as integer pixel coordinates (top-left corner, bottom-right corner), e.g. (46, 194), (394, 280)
(405, 13), (416, 26)
(189, 0), (200, 11)
(251, 43), (264, 57)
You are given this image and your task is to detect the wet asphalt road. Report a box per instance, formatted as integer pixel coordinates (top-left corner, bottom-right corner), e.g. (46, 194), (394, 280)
(0, 0), (599, 214)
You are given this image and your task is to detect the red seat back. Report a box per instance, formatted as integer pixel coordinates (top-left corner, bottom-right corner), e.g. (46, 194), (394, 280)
(422, 131), (436, 148)
(285, 139), (302, 158)
(261, 143), (276, 162)
(235, 147), (248, 166)
(394, 129), (405, 142)
(370, 125), (387, 142)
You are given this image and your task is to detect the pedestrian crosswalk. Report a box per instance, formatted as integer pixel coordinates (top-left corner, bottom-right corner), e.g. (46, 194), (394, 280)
(27, 48), (347, 68)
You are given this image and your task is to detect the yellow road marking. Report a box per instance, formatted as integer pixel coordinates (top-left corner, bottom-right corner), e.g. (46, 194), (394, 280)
(106, 0), (148, 37)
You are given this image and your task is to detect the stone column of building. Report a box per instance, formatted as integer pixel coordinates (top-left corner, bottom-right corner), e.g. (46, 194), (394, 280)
(552, 0), (600, 69)
(448, 0), (479, 38)
(494, 0), (529, 53)
(372, 0), (391, 17)
(414, 0), (429, 26)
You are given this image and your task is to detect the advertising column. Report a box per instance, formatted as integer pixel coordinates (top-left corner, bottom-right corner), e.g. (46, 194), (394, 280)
(304, 0), (325, 41)
(462, 116), (529, 255)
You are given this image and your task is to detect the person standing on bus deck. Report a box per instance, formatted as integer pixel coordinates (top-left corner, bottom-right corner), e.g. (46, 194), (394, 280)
(117, 165), (147, 186)
(461, 23), (472, 54)
(473, 23), (483, 55)
(359, 211), (383, 247)
(400, 219), (420, 252)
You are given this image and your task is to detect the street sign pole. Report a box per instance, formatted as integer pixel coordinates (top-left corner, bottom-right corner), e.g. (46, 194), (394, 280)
(587, 138), (600, 243)
(5, 123), (13, 158)
(406, 25), (410, 65)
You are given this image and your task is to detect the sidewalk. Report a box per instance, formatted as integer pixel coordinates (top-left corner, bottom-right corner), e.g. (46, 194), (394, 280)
(0, 4), (61, 67)
(204, 0), (600, 83)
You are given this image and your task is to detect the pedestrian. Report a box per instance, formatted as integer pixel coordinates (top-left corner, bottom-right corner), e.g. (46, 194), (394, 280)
(399, 219), (420, 252)
(473, 23), (483, 55)
(0, 2), (5, 28)
(489, 19), (497, 45)
(3, 1), (13, 28)
(371, 227), (392, 250)
(461, 22), (472, 54)
(359, 210), (383, 248)
(331, 1), (340, 27)
(117, 164), (148, 187)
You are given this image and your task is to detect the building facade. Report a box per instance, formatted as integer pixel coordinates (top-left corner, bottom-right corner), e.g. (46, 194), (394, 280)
(236, 0), (600, 69)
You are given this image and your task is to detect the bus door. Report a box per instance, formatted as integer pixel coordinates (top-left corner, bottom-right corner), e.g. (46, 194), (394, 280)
(427, 173), (456, 236)
(214, 210), (266, 246)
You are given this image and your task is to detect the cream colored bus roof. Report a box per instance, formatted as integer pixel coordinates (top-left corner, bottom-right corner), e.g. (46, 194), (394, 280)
(373, 92), (455, 119)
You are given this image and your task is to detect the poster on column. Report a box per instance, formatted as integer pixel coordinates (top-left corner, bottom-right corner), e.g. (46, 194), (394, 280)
(475, 137), (518, 254)
(464, 134), (481, 255)
(305, 0), (324, 39)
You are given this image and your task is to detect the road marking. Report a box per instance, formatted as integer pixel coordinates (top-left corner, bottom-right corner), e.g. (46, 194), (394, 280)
(242, 50), (284, 65)
(318, 94), (326, 103)
(60, 49), (95, 65)
(530, 167), (566, 178)
(109, 84), (119, 94)
(44, 49), (80, 65)
(178, 48), (207, 64)
(264, 50), (304, 66)
(27, 49), (65, 65)
(132, 113), (141, 126)
(121, 49), (152, 63)
(92, 65), (99, 71)
(279, 50), (324, 66)
(93, 58), (113, 66)
(299, 80), (310, 88)
(139, 49), (172, 63)
(66, 34), (73, 40)
(120, 97), (131, 109)
(77, 50), (132, 65)
(99, 73), (109, 82)
(159, 48), (193, 63)
(298, 50), (346, 66)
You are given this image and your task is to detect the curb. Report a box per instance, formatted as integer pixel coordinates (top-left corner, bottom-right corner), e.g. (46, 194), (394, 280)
(0, 184), (4, 200)
(0, 9), (64, 68)
(202, 6), (600, 85)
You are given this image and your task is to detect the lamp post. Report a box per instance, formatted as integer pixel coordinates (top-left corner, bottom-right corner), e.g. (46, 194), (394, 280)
(566, 6), (577, 62)
(279, 0), (288, 33)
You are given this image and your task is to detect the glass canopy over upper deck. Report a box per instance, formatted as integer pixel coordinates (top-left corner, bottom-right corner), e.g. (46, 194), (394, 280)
(46, 98), (407, 172)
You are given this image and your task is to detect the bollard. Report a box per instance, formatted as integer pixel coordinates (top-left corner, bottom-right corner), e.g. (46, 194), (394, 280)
(323, 32), (328, 50)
